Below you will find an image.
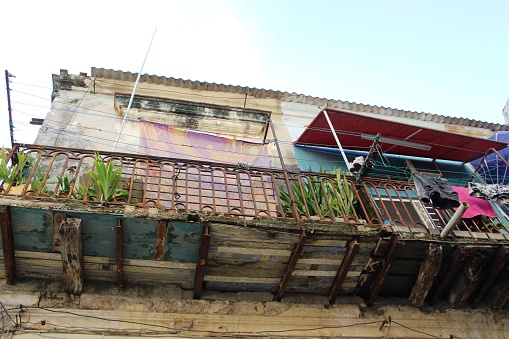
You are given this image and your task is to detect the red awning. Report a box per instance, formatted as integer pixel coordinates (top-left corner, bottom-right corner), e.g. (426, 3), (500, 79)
(295, 108), (508, 162)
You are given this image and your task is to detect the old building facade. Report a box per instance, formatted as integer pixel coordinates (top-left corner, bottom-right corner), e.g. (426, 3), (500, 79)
(1, 68), (509, 338)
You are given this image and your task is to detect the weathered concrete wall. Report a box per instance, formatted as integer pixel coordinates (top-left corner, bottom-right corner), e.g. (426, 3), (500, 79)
(2, 279), (509, 338)
(35, 75), (295, 167)
(35, 72), (501, 172)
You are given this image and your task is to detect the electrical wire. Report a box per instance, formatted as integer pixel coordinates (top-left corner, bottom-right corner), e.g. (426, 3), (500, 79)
(17, 306), (451, 338)
(8, 86), (486, 178)
(8, 80), (54, 90)
(10, 89), (50, 102)
(12, 117), (478, 182)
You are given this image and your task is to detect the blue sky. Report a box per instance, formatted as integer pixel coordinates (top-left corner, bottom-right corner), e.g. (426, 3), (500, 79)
(1, 0), (508, 147)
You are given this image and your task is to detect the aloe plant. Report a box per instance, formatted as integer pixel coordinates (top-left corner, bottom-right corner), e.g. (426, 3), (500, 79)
(280, 166), (358, 219)
(87, 153), (123, 202)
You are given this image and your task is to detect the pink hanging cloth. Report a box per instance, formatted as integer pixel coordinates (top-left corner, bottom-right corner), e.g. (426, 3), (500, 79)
(452, 186), (498, 218)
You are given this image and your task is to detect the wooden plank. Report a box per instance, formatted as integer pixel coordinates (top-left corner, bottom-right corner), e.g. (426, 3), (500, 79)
(123, 266), (195, 276)
(209, 224), (299, 244)
(16, 258), (62, 269)
(125, 259), (196, 269)
(429, 246), (463, 305)
(16, 251), (61, 260)
(210, 239), (295, 251)
(207, 258), (286, 274)
(116, 218), (123, 289)
(485, 266), (509, 308)
(204, 275), (280, 284)
(306, 239), (348, 247)
(193, 224), (211, 299)
(298, 258), (343, 265)
(409, 243), (443, 307)
(329, 239), (360, 304)
(0, 205), (16, 284)
(292, 270), (337, 277)
(472, 245), (509, 308)
(59, 217), (83, 295)
(448, 250), (490, 308)
(367, 234), (402, 306)
(213, 246), (291, 256)
(275, 230), (307, 301)
(205, 266), (283, 278)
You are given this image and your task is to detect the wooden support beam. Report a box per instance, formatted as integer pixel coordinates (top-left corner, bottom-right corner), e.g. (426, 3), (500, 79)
(193, 224), (211, 299)
(116, 218), (124, 289)
(448, 250), (489, 308)
(53, 211), (64, 252)
(275, 229), (307, 301)
(472, 245), (509, 308)
(409, 243), (443, 307)
(0, 205), (16, 284)
(59, 217), (83, 295)
(154, 220), (167, 260)
(329, 239), (360, 304)
(428, 246), (463, 305)
(367, 234), (402, 306)
(484, 265), (509, 308)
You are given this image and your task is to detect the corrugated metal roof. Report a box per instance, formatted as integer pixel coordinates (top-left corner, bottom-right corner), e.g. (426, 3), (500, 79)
(91, 67), (509, 132)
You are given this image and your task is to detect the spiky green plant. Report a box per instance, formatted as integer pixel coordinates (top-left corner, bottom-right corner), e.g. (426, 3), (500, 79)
(0, 148), (31, 187)
(87, 153), (123, 202)
(280, 166), (358, 219)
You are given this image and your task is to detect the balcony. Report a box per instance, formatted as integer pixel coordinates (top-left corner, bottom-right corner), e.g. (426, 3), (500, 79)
(1, 144), (507, 237)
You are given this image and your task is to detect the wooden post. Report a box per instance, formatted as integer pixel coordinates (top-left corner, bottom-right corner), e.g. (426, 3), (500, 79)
(154, 220), (167, 260)
(0, 206), (16, 284)
(275, 229), (307, 301)
(59, 217), (84, 295)
(367, 234), (402, 306)
(329, 239), (360, 304)
(447, 250), (489, 308)
(116, 218), (124, 289)
(193, 224), (211, 299)
(472, 245), (509, 308)
(409, 243), (442, 307)
(484, 266), (509, 308)
(428, 246), (463, 305)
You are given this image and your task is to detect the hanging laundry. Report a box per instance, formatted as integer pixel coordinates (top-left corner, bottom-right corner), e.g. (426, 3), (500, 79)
(412, 173), (461, 209)
(468, 182), (509, 205)
(452, 186), (498, 218)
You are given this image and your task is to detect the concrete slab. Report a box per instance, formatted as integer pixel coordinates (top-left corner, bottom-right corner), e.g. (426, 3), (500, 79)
(471, 232), (489, 240)
(487, 233), (506, 241)
(452, 230), (471, 239)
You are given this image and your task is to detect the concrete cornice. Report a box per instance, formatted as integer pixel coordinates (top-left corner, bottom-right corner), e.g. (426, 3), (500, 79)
(91, 67), (509, 132)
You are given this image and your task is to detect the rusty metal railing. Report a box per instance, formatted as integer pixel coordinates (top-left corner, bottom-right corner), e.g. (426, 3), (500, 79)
(1, 144), (507, 233)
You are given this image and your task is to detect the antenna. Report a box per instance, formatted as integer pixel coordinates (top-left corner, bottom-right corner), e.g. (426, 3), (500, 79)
(112, 27), (157, 152)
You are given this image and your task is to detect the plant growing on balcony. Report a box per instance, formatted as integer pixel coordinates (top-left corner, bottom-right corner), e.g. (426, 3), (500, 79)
(56, 174), (76, 197)
(0, 148), (31, 188)
(29, 166), (54, 196)
(280, 166), (357, 219)
(72, 182), (98, 201)
(87, 152), (123, 202)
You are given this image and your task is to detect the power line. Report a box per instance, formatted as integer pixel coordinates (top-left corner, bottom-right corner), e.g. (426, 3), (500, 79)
(16, 306), (451, 338)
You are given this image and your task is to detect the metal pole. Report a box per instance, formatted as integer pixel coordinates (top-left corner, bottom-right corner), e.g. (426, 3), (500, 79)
(5, 70), (14, 147)
(112, 28), (157, 152)
(269, 118), (300, 224)
(322, 107), (350, 167)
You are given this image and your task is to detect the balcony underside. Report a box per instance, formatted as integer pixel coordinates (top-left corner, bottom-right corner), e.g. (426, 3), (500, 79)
(1, 196), (509, 309)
